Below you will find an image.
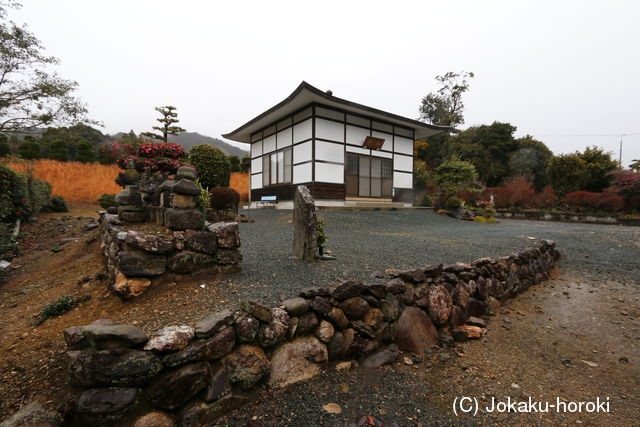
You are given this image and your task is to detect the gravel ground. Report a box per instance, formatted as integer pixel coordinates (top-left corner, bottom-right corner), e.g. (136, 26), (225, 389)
(226, 209), (640, 307)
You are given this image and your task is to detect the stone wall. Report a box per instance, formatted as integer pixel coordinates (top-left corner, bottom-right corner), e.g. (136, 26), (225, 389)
(100, 165), (242, 300)
(62, 240), (560, 426)
(99, 213), (241, 299)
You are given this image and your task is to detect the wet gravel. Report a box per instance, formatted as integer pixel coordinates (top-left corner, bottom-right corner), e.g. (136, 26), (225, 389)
(224, 209), (640, 307)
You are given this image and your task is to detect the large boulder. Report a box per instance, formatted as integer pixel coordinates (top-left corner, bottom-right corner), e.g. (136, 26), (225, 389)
(203, 363), (232, 403)
(393, 307), (438, 353)
(146, 362), (212, 410)
(337, 297), (369, 320)
(268, 337), (328, 388)
(0, 401), (61, 427)
(426, 285), (453, 326)
(64, 320), (148, 350)
(185, 231), (218, 255)
(295, 312), (320, 336)
(206, 222), (241, 249)
(221, 345), (270, 390)
(161, 327), (235, 368)
(257, 308), (289, 347)
(328, 280), (364, 300)
(68, 348), (162, 387)
(164, 208), (203, 231)
(133, 412), (175, 427)
(172, 179), (201, 196)
(195, 310), (235, 339)
(117, 250), (166, 277)
(167, 251), (214, 273)
(144, 326), (194, 352)
(74, 387), (139, 425)
(123, 231), (175, 254)
(281, 297), (309, 316)
(234, 312), (259, 343)
(112, 273), (153, 299)
(241, 300), (273, 322)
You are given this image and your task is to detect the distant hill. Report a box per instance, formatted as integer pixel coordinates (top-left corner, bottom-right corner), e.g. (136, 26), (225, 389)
(110, 131), (248, 158)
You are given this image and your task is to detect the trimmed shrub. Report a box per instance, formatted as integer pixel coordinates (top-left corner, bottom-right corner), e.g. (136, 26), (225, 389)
(446, 196), (464, 210)
(75, 140), (95, 163)
(116, 142), (187, 174)
(534, 186), (556, 208)
(18, 139), (41, 160)
(189, 144), (231, 189)
(48, 139), (69, 161)
(98, 193), (117, 209)
(420, 194), (433, 207)
(42, 195), (68, 213)
(0, 164), (52, 221)
(210, 186), (240, 210)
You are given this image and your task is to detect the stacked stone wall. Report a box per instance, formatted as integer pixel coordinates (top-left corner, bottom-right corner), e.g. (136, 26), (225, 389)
(63, 241), (561, 425)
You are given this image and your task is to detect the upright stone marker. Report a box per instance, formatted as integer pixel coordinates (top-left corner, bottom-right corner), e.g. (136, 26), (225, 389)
(293, 185), (317, 261)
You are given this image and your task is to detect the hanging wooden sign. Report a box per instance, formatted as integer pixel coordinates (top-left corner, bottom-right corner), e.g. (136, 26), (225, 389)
(362, 136), (385, 150)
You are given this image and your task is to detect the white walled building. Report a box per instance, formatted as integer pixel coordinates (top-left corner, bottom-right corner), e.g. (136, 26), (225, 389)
(223, 82), (448, 208)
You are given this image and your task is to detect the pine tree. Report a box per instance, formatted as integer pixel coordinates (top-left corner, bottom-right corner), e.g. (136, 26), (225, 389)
(142, 106), (186, 142)
(48, 139), (68, 161)
(75, 140), (95, 162)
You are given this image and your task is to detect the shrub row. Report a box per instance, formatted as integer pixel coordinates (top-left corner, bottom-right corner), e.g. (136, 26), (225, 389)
(0, 164), (53, 222)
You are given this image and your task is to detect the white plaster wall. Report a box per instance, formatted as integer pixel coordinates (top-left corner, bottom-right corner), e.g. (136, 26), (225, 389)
(293, 163), (312, 184)
(393, 171), (413, 189)
(315, 118), (344, 142)
(293, 119), (312, 143)
(294, 141), (312, 163)
(346, 125), (369, 146)
(394, 136), (413, 155)
(346, 145), (370, 156)
(276, 127), (292, 150)
(251, 157), (262, 173)
(251, 173), (262, 190)
(371, 150), (392, 159)
(394, 154), (413, 172)
(315, 162), (344, 184)
(372, 130), (393, 152)
(251, 140), (262, 158)
(316, 141), (344, 163)
(263, 134), (276, 154)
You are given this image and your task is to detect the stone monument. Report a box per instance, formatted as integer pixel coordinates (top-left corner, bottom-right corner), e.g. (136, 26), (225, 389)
(293, 185), (316, 261)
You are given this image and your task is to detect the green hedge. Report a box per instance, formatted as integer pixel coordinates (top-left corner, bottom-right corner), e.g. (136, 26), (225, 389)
(0, 164), (52, 222)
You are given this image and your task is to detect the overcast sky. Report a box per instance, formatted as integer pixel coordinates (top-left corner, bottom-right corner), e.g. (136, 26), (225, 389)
(14, 0), (640, 167)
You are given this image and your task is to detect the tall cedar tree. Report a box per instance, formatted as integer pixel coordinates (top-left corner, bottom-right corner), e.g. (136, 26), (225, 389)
(142, 106), (186, 142)
(419, 71), (474, 128)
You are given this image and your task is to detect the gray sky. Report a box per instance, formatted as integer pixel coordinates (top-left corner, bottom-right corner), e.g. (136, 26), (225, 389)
(15, 0), (640, 167)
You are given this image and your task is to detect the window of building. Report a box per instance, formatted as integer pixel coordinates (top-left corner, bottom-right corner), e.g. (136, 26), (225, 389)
(262, 147), (292, 186)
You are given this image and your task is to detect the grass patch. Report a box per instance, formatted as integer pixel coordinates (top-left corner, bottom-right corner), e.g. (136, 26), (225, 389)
(38, 295), (78, 324)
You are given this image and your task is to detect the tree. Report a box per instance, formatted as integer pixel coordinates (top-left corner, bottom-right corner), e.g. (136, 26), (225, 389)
(630, 159), (640, 171)
(240, 155), (250, 173)
(419, 71), (474, 128)
(75, 139), (95, 162)
(435, 155), (482, 196)
(611, 171), (640, 210)
(48, 139), (68, 161)
(142, 106), (186, 142)
(0, 133), (9, 156)
(0, 1), (88, 133)
(509, 136), (554, 190)
(445, 122), (518, 186)
(577, 146), (618, 192)
(227, 155), (241, 172)
(189, 144), (230, 189)
(18, 135), (40, 159)
(547, 153), (587, 196)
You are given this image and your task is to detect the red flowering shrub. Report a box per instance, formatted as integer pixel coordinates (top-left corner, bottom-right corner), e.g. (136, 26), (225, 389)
(98, 142), (136, 164)
(611, 171), (640, 210)
(115, 142), (187, 174)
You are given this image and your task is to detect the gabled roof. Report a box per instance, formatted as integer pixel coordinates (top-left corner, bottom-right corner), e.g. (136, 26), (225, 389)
(222, 81), (450, 143)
